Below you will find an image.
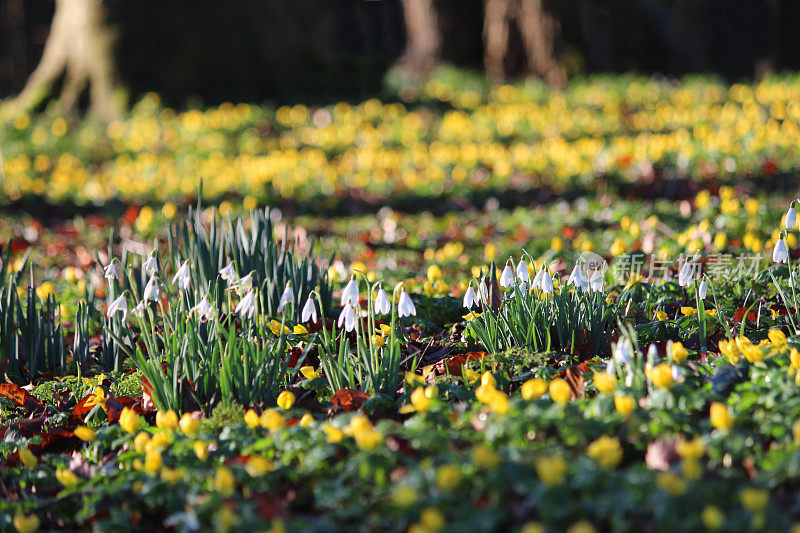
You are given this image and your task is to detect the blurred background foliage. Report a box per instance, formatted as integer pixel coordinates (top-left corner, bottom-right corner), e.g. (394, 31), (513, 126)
(0, 0), (796, 109)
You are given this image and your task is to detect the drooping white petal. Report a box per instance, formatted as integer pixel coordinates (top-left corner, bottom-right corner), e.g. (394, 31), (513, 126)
(278, 286), (294, 312)
(786, 206), (797, 230)
(341, 278), (360, 306)
(398, 291), (416, 318)
(462, 286), (477, 309)
(219, 262), (239, 286)
(106, 294), (128, 321)
(499, 265), (515, 288)
(532, 269), (544, 291)
(142, 253), (158, 275)
(143, 276), (160, 302)
(374, 288), (391, 315)
(678, 261), (693, 287)
(773, 238), (789, 264)
(301, 297), (317, 323)
(589, 270), (604, 292)
(235, 290), (257, 319)
(104, 261), (119, 280)
(189, 297), (214, 322)
(540, 270), (554, 294)
(172, 260), (191, 291)
(698, 280), (707, 299)
(516, 259), (530, 283)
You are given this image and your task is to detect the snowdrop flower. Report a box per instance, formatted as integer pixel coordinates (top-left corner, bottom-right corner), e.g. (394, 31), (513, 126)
(614, 339), (632, 365)
(499, 264), (515, 288)
(516, 259), (530, 283)
(678, 260), (694, 287)
(540, 270), (554, 294)
(463, 285), (478, 308)
(338, 303), (358, 332)
(605, 359), (616, 376)
(132, 300), (147, 319)
(278, 285), (294, 312)
(172, 260), (191, 291)
(698, 280), (707, 299)
(143, 276), (160, 302)
(235, 290), (257, 320)
(219, 262), (239, 286)
(103, 260), (119, 281)
(671, 366), (685, 383)
(532, 269), (544, 291)
(142, 252), (158, 275)
(646, 343), (658, 368)
(301, 296), (317, 323)
(773, 237), (789, 264)
(567, 264), (587, 291)
(786, 203), (797, 230)
(238, 271), (254, 292)
(589, 270), (603, 292)
(341, 278), (360, 306)
(478, 279), (489, 303)
(106, 293), (128, 321)
(398, 290), (416, 318)
(189, 297), (214, 322)
(374, 287), (391, 315)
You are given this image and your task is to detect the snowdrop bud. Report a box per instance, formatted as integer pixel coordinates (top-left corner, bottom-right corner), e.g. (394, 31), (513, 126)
(516, 259), (530, 283)
(463, 286), (477, 309)
(786, 204), (797, 230)
(278, 285), (294, 312)
(374, 287), (391, 315)
(698, 280), (707, 299)
(398, 291), (416, 318)
(773, 238), (789, 264)
(301, 296), (317, 323)
(499, 264), (515, 288)
(678, 261), (693, 287)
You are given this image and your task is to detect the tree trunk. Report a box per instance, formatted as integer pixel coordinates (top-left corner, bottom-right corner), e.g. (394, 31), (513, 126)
(518, 0), (565, 87)
(397, 0), (441, 79)
(483, 0), (511, 81)
(12, 0), (120, 122)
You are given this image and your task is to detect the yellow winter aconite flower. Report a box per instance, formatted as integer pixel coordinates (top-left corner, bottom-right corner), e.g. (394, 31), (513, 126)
(680, 306), (697, 316)
(144, 450), (163, 474)
(267, 320), (290, 335)
(648, 363), (674, 389)
(299, 413), (315, 427)
(156, 409), (179, 430)
(214, 466), (236, 496)
(471, 444), (500, 468)
(292, 324), (308, 335)
(393, 484), (418, 507)
(593, 372), (617, 394)
(676, 437), (705, 460)
(18, 447), (37, 468)
(322, 423), (345, 443)
(480, 371), (496, 388)
(410, 387), (430, 412)
(657, 472), (687, 496)
(119, 407), (141, 433)
(244, 409), (260, 428)
(74, 426), (96, 442)
(710, 402), (733, 431)
(245, 456), (274, 477)
(521, 523), (545, 533)
(586, 436), (623, 469)
(260, 409), (285, 430)
(740, 488), (769, 512)
(614, 395), (636, 417)
(521, 378), (548, 400)
(13, 513), (39, 533)
(654, 309), (668, 321)
(462, 367), (480, 384)
(276, 390), (296, 409)
(133, 432), (150, 453)
(701, 505), (725, 530)
(718, 339), (740, 365)
(534, 454), (567, 487)
(179, 414), (200, 437)
(56, 468), (78, 486)
(300, 366), (320, 380)
(768, 328), (788, 346)
(436, 464), (462, 491)
(194, 441), (209, 461)
(84, 387), (108, 412)
(670, 341), (688, 363)
(549, 378), (571, 404)
(349, 415), (382, 450)
(566, 520), (596, 533)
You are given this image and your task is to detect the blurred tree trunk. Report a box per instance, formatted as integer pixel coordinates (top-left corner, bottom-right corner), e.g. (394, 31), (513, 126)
(483, 0), (565, 86)
(12, 0), (120, 121)
(397, 0), (440, 78)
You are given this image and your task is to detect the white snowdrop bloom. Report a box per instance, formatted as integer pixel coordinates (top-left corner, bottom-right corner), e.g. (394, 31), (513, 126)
(614, 339), (632, 365)
(516, 259), (530, 283)
(463, 286), (478, 308)
(132, 300), (147, 319)
(540, 270), (554, 294)
(338, 303), (358, 332)
(301, 296), (318, 323)
(532, 269), (544, 291)
(589, 270), (604, 292)
(235, 290), (257, 320)
(671, 366), (685, 382)
(773, 238), (789, 264)
(278, 285), (294, 312)
(142, 252), (158, 275)
(340, 278), (360, 306)
(398, 291), (417, 318)
(106, 293), (128, 321)
(499, 264), (515, 288)
(143, 276), (160, 302)
(374, 287), (391, 315)
(678, 261), (694, 287)
(478, 279), (489, 303)
(172, 260), (191, 291)
(104, 261), (119, 281)
(189, 297), (214, 322)
(238, 271), (254, 292)
(647, 343), (659, 366)
(219, 262), (239, 286)
(786, 205), (797, 230)
(698, 280), (708, 299)
(606, 359), (616, 376)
